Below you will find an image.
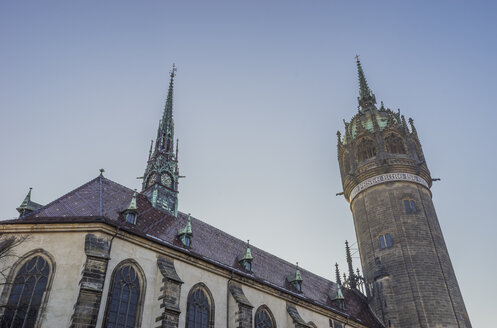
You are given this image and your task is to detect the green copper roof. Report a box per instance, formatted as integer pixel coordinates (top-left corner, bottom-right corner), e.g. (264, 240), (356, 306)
(335, 283), (345, 300)
(240, 240), (253, 261)
(126, 190), (138, 211)
(342, 108), (403, 145)
(16, 187), (43, 216)
(178, 213), (193, 236)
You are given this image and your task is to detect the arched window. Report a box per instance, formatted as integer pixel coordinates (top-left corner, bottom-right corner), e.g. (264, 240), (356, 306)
(186, 283), (215, 328)
(103, 260), (146, 328)
(1, 250), (55, 328)
(356, 138), (376, 162)
(255, 305), (276, 328)
(384, 133), (406, 154)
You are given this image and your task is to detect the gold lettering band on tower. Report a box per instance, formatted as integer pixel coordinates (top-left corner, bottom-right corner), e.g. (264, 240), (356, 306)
(349, 173), (429, 201)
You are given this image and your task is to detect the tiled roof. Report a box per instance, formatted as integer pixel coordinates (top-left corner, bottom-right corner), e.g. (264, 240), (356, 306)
(4, 176), (382, 327)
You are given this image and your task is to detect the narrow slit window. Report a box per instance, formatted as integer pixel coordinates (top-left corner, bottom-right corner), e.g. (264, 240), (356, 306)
(385, 233), (393, 247)
(404, 199), (417, 214)
(379, 234), (393, 249)
(379, 235), (386, 249)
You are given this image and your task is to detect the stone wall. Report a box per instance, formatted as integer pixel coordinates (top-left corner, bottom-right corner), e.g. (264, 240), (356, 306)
(351, 182), (471, 327)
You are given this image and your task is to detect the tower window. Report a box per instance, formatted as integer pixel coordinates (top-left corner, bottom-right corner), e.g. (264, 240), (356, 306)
(403, 199), (417, 213)
(356, 138), (376, 162)
(379, 234), (393, 249)
(385, 133), (406, 154)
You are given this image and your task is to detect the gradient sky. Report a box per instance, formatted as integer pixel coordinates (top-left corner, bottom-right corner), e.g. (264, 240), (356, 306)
(1, 1), (496, 326)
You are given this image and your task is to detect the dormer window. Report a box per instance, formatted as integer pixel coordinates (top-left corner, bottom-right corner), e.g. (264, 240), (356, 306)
(294, 280), (302, 292)
(122, 190), (138, 225)
(287, 262), (303, 292)
(177, 214), (193, 248)
(238, 240), (253, 272)
(125, 213), (136, 224)
(180, 234), (191, 247)
(243, 260), (251, 271)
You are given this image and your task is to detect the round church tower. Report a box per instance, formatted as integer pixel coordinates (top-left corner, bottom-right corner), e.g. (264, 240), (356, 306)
(337, 58), (471, 327)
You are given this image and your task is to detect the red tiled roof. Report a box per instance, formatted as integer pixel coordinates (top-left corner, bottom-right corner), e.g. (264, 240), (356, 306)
(5, 176), (382, 327)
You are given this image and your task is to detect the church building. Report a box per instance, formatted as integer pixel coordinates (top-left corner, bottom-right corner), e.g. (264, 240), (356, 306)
(0, 60), (471, 328)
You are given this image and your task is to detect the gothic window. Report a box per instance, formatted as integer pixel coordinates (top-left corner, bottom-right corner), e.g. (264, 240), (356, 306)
(1, 251), (55, 328)
(384, 133), (406, 154)
(255, 305), (276, 328)
(403, 199), (417, 214)
(103, 260), (145, 328)
(186, 283), (215, 328)
(379, 234), (393, 249)
(356, 138), (376, 162)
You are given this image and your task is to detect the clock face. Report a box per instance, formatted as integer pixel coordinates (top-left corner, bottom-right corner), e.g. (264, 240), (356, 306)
(161, 174), (173, 188)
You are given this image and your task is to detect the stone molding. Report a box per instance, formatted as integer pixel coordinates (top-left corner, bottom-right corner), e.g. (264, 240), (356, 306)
(156, 255), (183, 328)
(70, 233), (111, 328)
(229, 282), (253, 328)
(287, 303), (311, 328)
(349, 172), (429, 201)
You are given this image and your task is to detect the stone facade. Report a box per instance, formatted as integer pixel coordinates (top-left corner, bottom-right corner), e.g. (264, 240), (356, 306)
(337, 59), (471, 327)
(0, 224), (375, 328)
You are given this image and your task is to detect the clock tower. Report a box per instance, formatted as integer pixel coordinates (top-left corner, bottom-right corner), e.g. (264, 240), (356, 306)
(337, 58), (471, 327)
(142, 65), (180, 216)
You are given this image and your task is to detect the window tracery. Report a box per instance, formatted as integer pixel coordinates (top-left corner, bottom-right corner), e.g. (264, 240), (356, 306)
(255, 305), (276, 328)
(186, 283), (214, 328)
(1, 251), (54, 328)
(384, 133), (406, 154)
(103, 260), (145, 328)
(356, 138), (376, 162)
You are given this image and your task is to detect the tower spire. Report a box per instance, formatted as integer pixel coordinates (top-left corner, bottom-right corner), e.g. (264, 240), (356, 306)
(159, 64), (177, 153)
(355, 55), (376, 110)
(142, 64), (180, 216)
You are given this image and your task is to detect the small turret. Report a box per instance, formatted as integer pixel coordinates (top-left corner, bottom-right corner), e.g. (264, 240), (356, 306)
(16, 188), (42, 218)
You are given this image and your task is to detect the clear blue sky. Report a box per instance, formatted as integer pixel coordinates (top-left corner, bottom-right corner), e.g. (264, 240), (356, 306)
(1, 1), (495, 326)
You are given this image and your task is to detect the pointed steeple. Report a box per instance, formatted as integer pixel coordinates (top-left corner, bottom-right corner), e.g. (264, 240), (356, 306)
(158, 64), (177, 153)
(355, 55), (376, 110)
(16, 187), (42, 217)
(142, 65), (181, 216)
(127, 190), (138, 211)
(335, 263), (342, 285)
(345, 240), (357, 288)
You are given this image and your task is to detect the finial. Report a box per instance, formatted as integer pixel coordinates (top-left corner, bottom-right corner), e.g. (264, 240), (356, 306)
(295, 262), (302, 281)
(99, 168), (105, 176)
(335, 263), (342, 285)
(345, 240), (356, 288)
(175, 139), (179, 159)
(170, 63), (177, 79)
(148, 140), (154, 160)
